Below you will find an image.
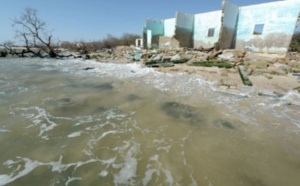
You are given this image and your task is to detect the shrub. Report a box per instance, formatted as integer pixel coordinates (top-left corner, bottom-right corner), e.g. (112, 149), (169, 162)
(60, 33), (141, 51)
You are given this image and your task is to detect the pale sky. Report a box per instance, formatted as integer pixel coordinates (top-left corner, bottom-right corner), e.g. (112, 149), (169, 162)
(0, 0), (287, 43)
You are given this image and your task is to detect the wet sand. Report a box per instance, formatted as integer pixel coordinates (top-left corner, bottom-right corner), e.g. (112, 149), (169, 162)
(152, 63), (300, 95)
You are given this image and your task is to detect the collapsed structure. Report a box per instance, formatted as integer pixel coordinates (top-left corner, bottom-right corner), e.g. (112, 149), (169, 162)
(143, 0), (300, 53)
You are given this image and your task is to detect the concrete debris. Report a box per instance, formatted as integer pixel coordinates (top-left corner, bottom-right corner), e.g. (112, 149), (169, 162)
(238, 66), (253, 86)
(218, 52), (234, 60)
(2, 45), (300, 91)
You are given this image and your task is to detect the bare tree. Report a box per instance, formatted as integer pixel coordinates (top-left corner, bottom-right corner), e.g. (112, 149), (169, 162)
(8, 8), (58, 58)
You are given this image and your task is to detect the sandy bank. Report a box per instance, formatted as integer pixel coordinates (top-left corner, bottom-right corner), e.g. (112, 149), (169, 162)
(155, 63), (300, 94)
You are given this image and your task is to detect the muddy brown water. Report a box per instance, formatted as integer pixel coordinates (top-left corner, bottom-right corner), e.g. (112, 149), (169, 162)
(0, 58), (300, 186)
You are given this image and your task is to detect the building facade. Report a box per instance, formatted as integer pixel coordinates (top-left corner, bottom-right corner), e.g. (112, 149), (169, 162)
(143, 0), (300, 53)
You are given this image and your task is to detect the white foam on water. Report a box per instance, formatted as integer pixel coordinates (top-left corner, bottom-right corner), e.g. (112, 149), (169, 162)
(99, 171), (108, 177)
(250, 90), (300, 128)
(50, 156), (65, 173)
(0, 155), (107, 186)
(67, 131), (82, 138)
(113, 142), (139, 185)
(0, 129), (10, 133)
(142, 154), (185, 186)
(163, 169), (175, 186)
(74, 116), (94, 126)
(41, 59), (154, 81)
(19, 107), (58, 139)
(106, 109), (130, 120)
(142, 169), (160, 186)
(0, 158), (40, 186)
(101, 156), (117, 165)
(85, 121), (115, 131)
(65, 177), (82, 186)
(157, 145), (172, 153)
(94, 130), (119, 142)
(279, 90), (300, 106)
(91, 62), (155, 79)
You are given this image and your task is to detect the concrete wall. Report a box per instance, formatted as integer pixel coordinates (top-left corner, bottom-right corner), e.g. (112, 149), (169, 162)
(174, 12), (195, 48)
(235, 0), (300, 53)
(219, 0), (239, 49)
(143, 0), (300, 53)
(144, 19), (164, 48)
(193, 11), (222, 48)
(164, 18), (176, 37)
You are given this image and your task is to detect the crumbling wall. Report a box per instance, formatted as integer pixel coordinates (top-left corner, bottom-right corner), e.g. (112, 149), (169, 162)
(235, 0), (300, 53)
(144, 19), (164, 48)
(174, 12), (194, 48)
(219, 0), (239, 49)
(158, 18), (179, 49)
(158, 36), (180, 49)
(193, 11), (222, 49)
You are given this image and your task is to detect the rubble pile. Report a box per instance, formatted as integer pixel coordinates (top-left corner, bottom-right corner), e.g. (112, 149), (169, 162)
(86, 46), (298, 71)
(83, 46), (300, 82)
(86, 46), (300, 91)
(1, 45), (300, 91)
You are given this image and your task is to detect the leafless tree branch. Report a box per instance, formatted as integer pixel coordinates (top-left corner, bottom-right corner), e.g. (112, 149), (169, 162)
(10, 8), (58, 58)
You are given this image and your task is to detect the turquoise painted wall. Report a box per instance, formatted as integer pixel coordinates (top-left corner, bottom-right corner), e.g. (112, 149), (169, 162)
(164, 18), (176, 37)
(145, 19), (164, 36)
(219, 0), (239, 49)
(175, 12), (195, 47)
(144, 19), (164, 48)
(143, 0), (300, 52)
(235, 0), (300, 53)
(193, 11), (222, 48)
(176, 12), (194, 32)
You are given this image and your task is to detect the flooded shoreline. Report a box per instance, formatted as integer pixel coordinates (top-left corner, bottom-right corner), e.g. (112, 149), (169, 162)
(0, 58), (300, 186)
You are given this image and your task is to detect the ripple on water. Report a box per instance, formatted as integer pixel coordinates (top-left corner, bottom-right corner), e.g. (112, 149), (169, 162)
(0, 58), (300, 186)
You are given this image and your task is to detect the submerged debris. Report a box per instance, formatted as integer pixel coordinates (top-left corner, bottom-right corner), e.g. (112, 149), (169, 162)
(93, 83), (114, 90)
(126, 94), (141, 101)
(161, 102), (203, 125)
(82, 67), (95, 71)
(215, 119), (235, 129)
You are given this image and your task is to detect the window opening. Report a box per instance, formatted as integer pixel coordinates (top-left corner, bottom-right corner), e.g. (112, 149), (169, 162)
(253, 24), (264, 35)
(208, 28), (215, 37)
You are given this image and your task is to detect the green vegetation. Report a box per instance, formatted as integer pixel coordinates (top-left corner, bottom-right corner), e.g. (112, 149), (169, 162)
(189, 61), (234, 68)
(172, 59), (189, 64)
(145, 61), (174, 68)
(145, 61), (160, 65)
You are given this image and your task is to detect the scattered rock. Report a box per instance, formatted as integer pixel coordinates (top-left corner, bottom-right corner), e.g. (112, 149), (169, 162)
(218, 52), (235, 61)
(94, 83), (113, 90)
(258, 91), (284, 98)
(83, 67), (95, 71)
(238, 66), (253, 86)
